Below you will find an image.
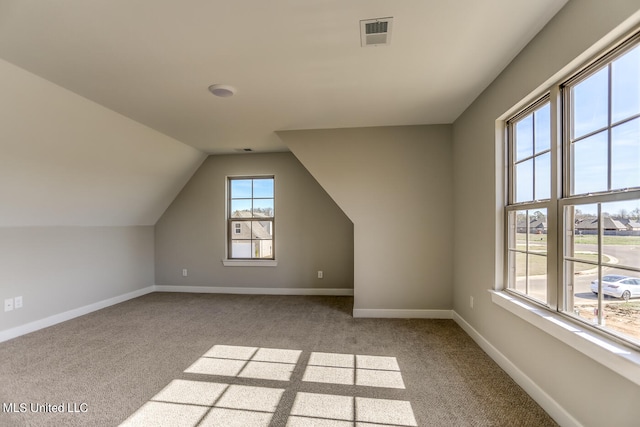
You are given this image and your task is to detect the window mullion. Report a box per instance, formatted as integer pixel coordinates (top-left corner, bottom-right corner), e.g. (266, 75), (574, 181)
(607, 63), (613, 192)
(532, 110), (537, 201)
(597, 204), (603, 325)
(525, 211), (530, 296)
(507, 125), (514, 206)
(548, 86), (562, 311)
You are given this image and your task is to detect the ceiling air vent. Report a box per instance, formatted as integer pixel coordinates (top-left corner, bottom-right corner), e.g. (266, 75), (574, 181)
(360, 17), (393, 47)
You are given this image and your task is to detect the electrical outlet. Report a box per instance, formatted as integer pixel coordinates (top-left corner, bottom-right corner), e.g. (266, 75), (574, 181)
(317, 270), (323, 279)
(14, 296), (23, 309)
(4, 298), (13, 312)
(182, 269), (188, 277)
(470, 296), (474, 309)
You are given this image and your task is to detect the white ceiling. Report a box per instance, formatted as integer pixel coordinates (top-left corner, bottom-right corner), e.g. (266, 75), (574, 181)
(0, 0), (567, 154)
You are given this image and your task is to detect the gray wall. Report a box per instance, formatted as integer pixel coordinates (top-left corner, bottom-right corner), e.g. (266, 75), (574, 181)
(280, 125), (453, 311)
(0, 57), (198, 335)
(452, 1), (640, 426)
(0, 226), (154, 332)
(155, 152), (354, 290)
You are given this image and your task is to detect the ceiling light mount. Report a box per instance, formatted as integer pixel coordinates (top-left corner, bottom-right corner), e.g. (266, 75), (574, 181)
(208, 84), (236, 97)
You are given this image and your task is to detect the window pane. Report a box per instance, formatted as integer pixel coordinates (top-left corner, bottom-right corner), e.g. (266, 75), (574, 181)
(528, 209), (547, 254)
(231, 199), (252, 218)
(564, 260), (600, 321)
(231, 222), (274, 258)
(231, 221), (249, 238)
(507, 211), (518, 250)
(573, 67), (609, 139)
(513, 210), (527, 249)
(253, 178), (274, 198)
(528, 254), (547, 302)
(534, 152), (550, 200)
(612, 45), (640, 123)
(509, 250), (548, 303)
(611, 118), (640, 190)
(231, 179), (252, 198)
(508, 208), (548, 302)
(572, 131), (608, 195)
(255, 240), (273, 259)
(601, 199), (640, 270)
(251, 221), (273, 239)
(599, 267), (640, 345)
(253, 199), (274, 217)
(515, 159), (533, 203)
(231, 239), (274, 259)
(535, 103), (551, 153)
(513, 251), (527, 294)
(568, 204), (599, 262)
(515, 115), (533, 161)
(230, 240), (252, 258)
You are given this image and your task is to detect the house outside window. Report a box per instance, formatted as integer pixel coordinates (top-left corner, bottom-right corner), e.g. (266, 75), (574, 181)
(228, 176), (275, 259)
(505, 32), (640, 348)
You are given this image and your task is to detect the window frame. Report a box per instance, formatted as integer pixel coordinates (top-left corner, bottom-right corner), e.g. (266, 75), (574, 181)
(505, 96), (555, 306)
(503, 30), (640, 350)
(226, 175), (276, 262)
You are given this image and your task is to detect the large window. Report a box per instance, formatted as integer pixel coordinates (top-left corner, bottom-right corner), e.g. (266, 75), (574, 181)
(228, 177), (275, 260)
(506, 32), (640, 347)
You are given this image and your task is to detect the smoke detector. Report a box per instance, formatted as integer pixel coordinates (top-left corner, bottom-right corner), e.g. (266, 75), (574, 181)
(360, 17), (393, 47)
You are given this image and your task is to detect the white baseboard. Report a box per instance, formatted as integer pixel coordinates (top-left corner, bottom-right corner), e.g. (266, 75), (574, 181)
(154, 285), (354, 296)
(0, 286), (155, 343)
(452, 311), (582, 427)
(353, 308), (453, 319)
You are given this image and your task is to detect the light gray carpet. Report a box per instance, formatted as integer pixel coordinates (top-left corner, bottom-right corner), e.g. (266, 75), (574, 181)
(0, 293), (558, 426)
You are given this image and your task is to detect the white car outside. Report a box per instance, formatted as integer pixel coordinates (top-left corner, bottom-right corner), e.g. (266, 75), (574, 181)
(590, 275), (640, 301)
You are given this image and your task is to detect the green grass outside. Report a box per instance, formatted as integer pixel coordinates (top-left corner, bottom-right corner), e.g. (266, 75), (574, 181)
(573, 234), (640, 245)
(516, 233), (640, 246)
(515, 252), (602, 276)
(516, 233), (547, 244)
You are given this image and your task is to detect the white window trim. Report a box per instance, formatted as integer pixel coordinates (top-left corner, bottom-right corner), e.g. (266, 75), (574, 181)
(222, 259), (278, 267)
(225, 175), (276, 263)
(491, 290), (640, 387)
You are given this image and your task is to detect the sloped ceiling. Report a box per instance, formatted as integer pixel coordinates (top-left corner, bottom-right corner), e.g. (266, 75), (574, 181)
(0, 0), (568, 227)
(0, 58), (205, 226)
(0, 0), (567, 154)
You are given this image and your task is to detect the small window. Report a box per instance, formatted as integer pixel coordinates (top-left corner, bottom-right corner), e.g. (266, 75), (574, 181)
(228, 176), (275, 259)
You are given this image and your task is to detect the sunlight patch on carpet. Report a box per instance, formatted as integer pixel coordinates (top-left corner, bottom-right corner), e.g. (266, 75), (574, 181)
(121, 345), (416, 426)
